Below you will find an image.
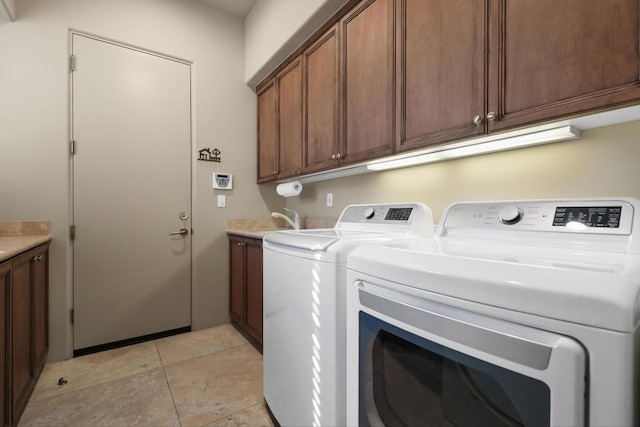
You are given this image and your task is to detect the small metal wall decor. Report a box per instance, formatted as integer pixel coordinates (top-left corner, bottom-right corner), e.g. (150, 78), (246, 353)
(198, 148), (221, 163)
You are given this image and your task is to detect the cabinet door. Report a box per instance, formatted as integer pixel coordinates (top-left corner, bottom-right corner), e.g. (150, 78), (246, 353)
(0, 261), (9, 427)
(488, 0), (640, 131)
(304, 25), (341, 173)
(33, 245), (49, 376)
(243, 238), (263, 346)
(11, 251), (36, 426)
(397, 0), (486, 151)
(257, 80), (277, 182)
(341, 0), (395, 164)
(276, 57), (303, 179)
(228, 235), (245, 326)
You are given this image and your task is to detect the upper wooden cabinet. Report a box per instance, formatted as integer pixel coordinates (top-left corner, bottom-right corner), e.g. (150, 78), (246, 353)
(277, 57), (303, 179)
(303, 25), (341, 173)
(341, 0), (395, 165)
(257, 58), (303, 182)
(257, 80), (277, 182)
(488, 0), (640, 131)
(257, 0), (640, 180)
(397, 0), (486, 151)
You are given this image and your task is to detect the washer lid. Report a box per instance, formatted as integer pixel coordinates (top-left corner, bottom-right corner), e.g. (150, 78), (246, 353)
(264, 229), (386, 251)
(348, 238), (640, 332)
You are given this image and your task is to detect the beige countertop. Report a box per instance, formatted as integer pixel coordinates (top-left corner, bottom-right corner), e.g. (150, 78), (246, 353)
(0, 221), (52, 263)
(226, 228), (284, 239)
(227, 217), (290, 240)
(226, 216), (337, 240)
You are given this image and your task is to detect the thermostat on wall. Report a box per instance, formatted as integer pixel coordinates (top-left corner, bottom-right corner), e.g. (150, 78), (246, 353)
(213, 173), (232, 190)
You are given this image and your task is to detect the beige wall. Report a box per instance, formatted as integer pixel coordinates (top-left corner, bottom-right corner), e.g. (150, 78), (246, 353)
(0, 0), (15, 21)
(0, 0), (280, 361)
(244, 0), (349, 87)
(286, 120), (640, 224)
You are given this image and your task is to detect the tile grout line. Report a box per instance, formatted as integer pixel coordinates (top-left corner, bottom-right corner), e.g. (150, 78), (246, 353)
(155, 340), (184, 427)
(158, 341), (252, 368)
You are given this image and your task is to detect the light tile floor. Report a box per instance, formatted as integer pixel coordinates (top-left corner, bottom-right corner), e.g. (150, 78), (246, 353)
(19, 324), (275, 427)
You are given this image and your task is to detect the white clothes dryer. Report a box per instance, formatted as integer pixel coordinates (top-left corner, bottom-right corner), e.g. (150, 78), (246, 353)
(346, 198), (640, 427)
(263, 203), (434, 427)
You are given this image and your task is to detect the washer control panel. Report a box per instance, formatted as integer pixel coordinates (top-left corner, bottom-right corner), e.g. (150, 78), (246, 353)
(340, 204), (416, 224)
(441, 199), (634, 235)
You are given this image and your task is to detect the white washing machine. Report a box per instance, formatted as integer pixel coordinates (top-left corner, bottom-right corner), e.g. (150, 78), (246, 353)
(346, 198), (640, 427)
(263, 203), (434, 427)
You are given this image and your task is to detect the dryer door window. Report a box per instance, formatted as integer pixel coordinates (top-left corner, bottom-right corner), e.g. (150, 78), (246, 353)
(362, 316), (549, 426)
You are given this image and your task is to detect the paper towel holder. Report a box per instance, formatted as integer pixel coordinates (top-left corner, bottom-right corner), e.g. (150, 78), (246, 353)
(276, 180), (303, 197)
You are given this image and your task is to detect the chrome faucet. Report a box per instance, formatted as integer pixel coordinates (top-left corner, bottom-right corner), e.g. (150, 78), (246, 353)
(271, 207), (300, 230)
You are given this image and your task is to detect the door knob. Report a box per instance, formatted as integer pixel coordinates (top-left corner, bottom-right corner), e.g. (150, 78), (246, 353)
(170, 228), (189, 236)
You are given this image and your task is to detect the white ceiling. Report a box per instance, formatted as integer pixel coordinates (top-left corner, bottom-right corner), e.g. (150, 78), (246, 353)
(196, 0), (258, 18)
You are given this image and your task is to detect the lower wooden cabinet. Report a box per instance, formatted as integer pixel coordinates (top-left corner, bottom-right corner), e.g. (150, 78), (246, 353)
(0, 261), (10, 427)
(2, 243), (49, 427)
(228, 234), (263, 352)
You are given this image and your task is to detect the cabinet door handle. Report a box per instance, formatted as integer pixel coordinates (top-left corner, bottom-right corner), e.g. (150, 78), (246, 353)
(472, 115), (483, 126)
(486, 111), (497, 121)
(331, 154), (336, 159)
(336, 153), (342, 159)
(33, 255), (44, 262)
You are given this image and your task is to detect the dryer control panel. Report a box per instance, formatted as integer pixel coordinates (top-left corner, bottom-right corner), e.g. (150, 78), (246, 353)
(440, 199), (636, 236)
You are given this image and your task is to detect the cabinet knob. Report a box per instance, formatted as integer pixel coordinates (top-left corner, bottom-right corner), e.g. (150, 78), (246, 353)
(472, 115), (483, 126)
(272, 170), (277, 175)
(331, 154), (336, 160)
(486, 112), (497, 121)
(33, 255), (44, 262)
(336, 153), (342, 159)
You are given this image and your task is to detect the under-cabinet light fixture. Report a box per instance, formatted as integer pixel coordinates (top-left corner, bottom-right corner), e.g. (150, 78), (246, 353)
(366, 125), (581, 171)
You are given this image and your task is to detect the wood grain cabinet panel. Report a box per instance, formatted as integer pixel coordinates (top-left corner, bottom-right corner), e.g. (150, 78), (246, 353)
(257, 81), (277, 182)
(488, 0), (640, 131)
(0, 262), (9, 427)
(11, 251), (36, 427)
(228, 234), (245, 326)
(341, 0), (395, 164)
(243, 238), (263, 344)
(397, 0), (486, 151)
(34, 245), (48, 377)
(303, 25), (341, 173)
(228, 234), (263, 352)
(276, 58), (303, 179)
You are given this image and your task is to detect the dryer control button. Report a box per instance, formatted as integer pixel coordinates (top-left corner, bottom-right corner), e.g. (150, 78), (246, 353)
(499, 206), (524, 225)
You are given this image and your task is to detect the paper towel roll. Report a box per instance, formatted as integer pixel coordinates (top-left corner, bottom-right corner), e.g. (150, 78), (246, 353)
(276, 180), (303, 197)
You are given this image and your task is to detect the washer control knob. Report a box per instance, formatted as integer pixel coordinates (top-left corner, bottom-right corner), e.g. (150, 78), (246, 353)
(499, 206), (523, 225)
(363, 207), (375, 220)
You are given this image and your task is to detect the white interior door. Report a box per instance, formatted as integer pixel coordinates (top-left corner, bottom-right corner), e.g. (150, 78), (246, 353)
(72, 34), (192, 351)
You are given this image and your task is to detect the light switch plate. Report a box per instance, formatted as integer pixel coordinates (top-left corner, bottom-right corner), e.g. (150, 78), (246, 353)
(217, 194), (226, 208)
(326, 193), (333, 207)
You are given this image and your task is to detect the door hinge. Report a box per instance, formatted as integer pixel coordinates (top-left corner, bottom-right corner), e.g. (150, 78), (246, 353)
(70, 224), (76, 240)
(70, 309), (74, 325)
(69, 55), (76, 72)
(70, 140), (76, 156)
